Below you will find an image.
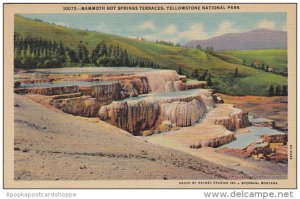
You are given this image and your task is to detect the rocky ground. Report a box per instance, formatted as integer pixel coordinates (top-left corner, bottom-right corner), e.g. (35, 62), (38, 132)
(218, 94), (288, 131)
(144, 138), (287, 179)
(145, 104), (288, 179)
(14, 94), (250, 180)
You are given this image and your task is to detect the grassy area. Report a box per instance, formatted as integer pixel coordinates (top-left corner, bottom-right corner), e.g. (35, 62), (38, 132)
(217, 49), (287, 73)
(14, 15), (287, 96)
(212, 72), (287, 96)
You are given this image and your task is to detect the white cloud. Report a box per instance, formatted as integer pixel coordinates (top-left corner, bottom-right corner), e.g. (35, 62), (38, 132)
(143, 23), (216, 43)
(139, 20), (157, 31)
(215, 21), (239, 35)
(177, 23), (209, 41)
(161, 24), (177, 35)
(137, 20), (282, 44)
(256, 20), (276, 30)
(142, 24), (178, 42)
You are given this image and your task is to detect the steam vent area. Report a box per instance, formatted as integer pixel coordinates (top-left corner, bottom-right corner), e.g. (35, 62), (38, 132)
(15, 67), (285, 157)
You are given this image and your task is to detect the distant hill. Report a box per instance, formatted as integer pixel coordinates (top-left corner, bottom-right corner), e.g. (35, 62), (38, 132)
(217, 49), (287, 74)
(185, 29), (287, 50)
(14, 15), (287, 96)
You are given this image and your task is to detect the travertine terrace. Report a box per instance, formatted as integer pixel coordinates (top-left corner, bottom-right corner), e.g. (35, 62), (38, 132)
(15, 67), (249, 145)
(14, 67), (287, 180)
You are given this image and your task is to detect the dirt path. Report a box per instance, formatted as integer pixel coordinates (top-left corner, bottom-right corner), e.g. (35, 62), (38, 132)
(146, 132), (287, 179)
(14, 94), (249, 180)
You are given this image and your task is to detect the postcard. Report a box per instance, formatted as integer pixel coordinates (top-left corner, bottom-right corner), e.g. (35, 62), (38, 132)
(3, 3), (297, 188)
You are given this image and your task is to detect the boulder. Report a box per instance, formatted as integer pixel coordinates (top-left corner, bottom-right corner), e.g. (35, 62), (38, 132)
(142, 130), (154, 136)
(157, 120), (173, 133)
(262, 134), (287, 144)
(14, 81), (21, 88)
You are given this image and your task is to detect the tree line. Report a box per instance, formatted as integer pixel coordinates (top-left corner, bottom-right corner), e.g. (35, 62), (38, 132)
(206, 48), (287, 77)
(14, 33), (161, 69)
(248, 61), (287, 77)
(155, 40), (180, 47)
(268, 84), (288, 96)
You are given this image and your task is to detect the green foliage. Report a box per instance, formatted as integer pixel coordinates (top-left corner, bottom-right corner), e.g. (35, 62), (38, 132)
(205, 46), (214, 53)
(282, 85), (288, 96)
(76, 41), (89, 65)
(155, 40), (180, 47)
(14, 15), (288, 96)
(233, 68), (239, 78)
(207, 74), (212, 86)
(14, 34), (160, 69)
(177, 66), (184, 75)
(275, 85), (282, 96)
(218, 49), (287, 76)
(195, 44), (202, 50)
(268, 85), (275, 96)
(14, 33), (66, 68)
(191, 69), (209, 81)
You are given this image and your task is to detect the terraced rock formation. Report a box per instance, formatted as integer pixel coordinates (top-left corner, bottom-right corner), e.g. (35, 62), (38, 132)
(99, 89), (215, 134)
(14, 67), (249, 146)
(146, 104), (250, 149)
(13, 67), (288, 181)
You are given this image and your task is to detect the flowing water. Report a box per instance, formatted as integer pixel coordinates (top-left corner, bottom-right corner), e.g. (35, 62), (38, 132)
(20, 81), (115, 88)
(121, 89), (204, 102)
(219, 116), (285, 149)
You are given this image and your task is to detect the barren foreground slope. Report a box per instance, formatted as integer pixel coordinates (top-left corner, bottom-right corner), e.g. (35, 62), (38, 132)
(14, 94), (249, 180)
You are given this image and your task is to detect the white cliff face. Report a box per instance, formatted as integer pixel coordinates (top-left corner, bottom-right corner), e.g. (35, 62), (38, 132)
(99, 100), (160, 135)
(98, 89), (216, 134)
(145, 103), (250, 150)
(207, 104), (250, 131)
(79, 82), (122, 101)
(159, 99), (206, 127)
(144, 70), (184, 93)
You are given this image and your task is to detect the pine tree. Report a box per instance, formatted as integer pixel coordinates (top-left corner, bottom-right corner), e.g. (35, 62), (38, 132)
(268, 85), (274, 96)
(275, 85), (281, 96)
(207, 74), (212, 86)
(76, 41), (89, 65)
(191, 69), (199, 79)
(200, 70), (208, 81)
(123, 50), (129, 65)
(178, 66), (184, 75)
(282, 85), (288, 96)
(67, 49), (78, 63)
(233, 68), (239, 78)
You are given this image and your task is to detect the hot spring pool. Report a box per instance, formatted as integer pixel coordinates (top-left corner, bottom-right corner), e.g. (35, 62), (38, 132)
(20, 81), (115, 88)
(219, 117), (285, 149)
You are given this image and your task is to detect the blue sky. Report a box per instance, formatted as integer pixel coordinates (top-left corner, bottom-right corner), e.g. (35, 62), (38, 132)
(20, 13), (286, 44)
